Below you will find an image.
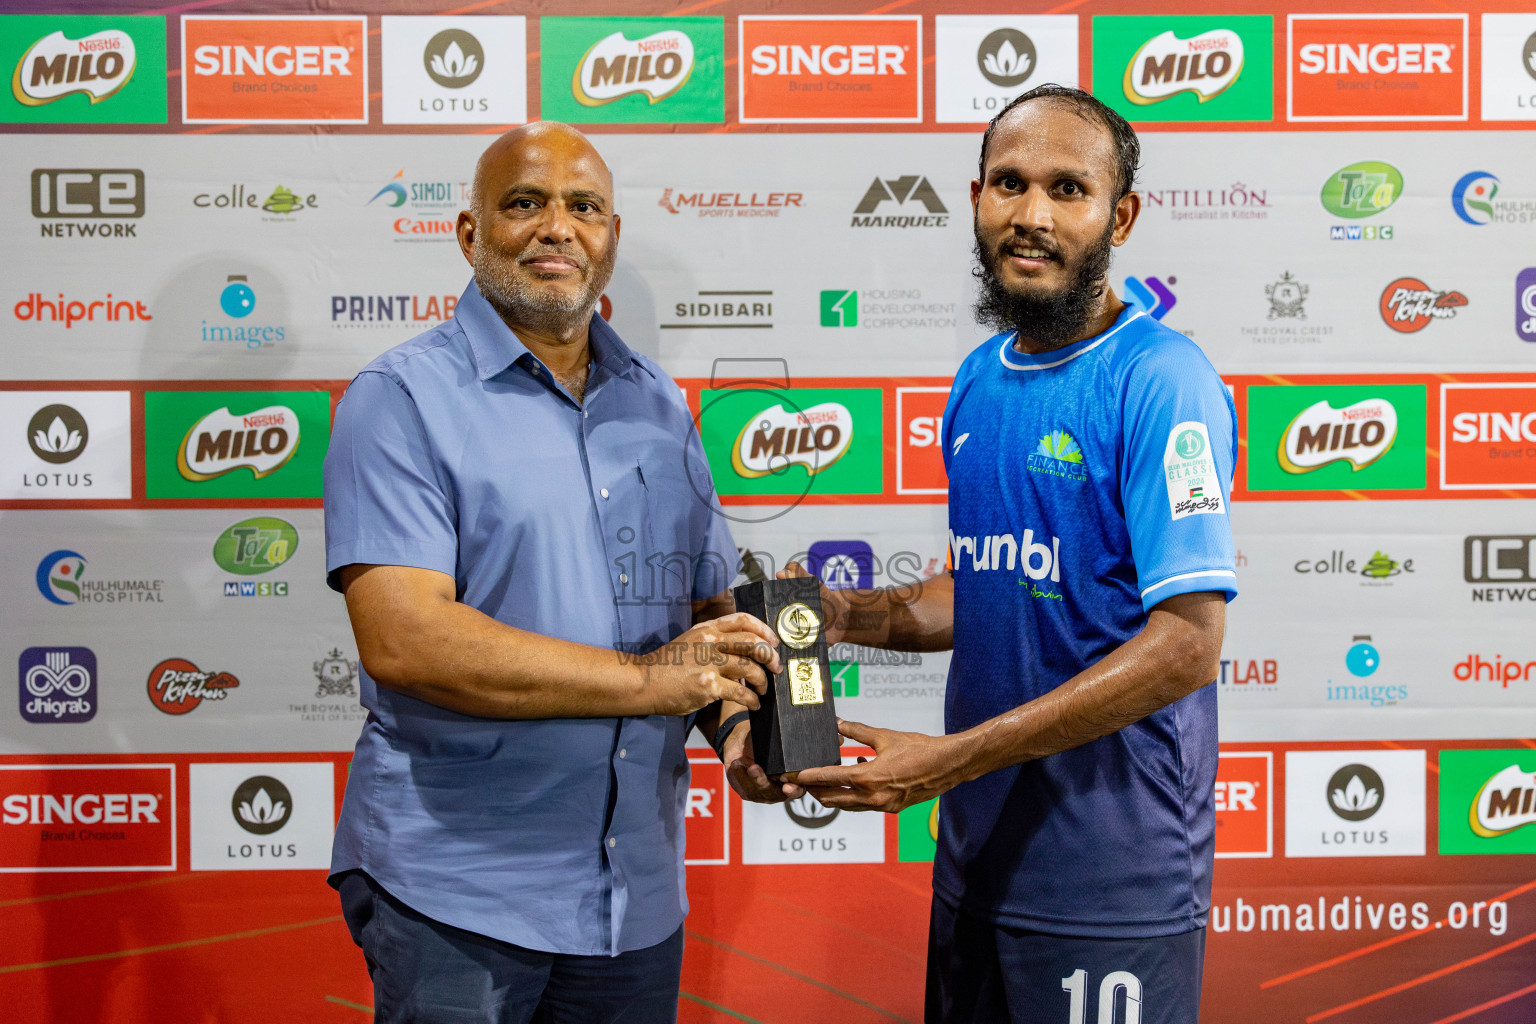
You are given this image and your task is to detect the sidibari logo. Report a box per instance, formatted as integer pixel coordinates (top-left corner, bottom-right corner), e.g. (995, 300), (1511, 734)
(12, 29), (136, 107)
(213, 517), (297, 575)
(146, 657), (238, 715)
(731, 401), (852, 478)
(231, 775), (291, 835)
(574, 30), (693, 106)
(1320, 161), (1402, 219)
(1278, 399), (1397, 473)
(178, 405), (299, 481)
(27, 404), (87, 464)
(1379, 278), (1466, 333)
(1123, 28), (1243, 104)
(1470, 765), (1536, 838)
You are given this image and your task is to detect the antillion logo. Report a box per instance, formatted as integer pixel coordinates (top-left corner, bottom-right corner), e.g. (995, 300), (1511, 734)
(851, 175), (948, 228)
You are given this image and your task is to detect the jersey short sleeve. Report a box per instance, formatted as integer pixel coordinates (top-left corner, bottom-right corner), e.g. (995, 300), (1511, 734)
(1118, 338), (1238, 613)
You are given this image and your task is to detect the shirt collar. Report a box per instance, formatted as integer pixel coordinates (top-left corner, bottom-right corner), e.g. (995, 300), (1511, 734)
(456, 279), (638, 383)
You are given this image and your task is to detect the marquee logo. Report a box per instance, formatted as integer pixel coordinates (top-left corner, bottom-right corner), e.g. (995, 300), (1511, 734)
(1123, 29), (1244, 104)
(731, 401), (853, 479)
(1441, 383), (1536, 490)
(1289, 14), (1466, 121)
(541, 17), (723, 124)
(1379, 278), (1466, 333)
(182, 15), (368, 124)
(574, 29), (693, 106)
(1279, 399), (1397, 473)
(146, 658), (238, 715)
(178, 405), (298, 481)
(740, 16), (921, 123)
(18, 647), (96, 724)
(851, 175), (948, 228)
(12, 28), (135, 106)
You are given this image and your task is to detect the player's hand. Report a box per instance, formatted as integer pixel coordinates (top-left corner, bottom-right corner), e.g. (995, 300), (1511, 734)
(721, 719), (805, 804)
(640, 613), (781, 716)
(792, 719), (959, 813)
(776, 561), (852, 646)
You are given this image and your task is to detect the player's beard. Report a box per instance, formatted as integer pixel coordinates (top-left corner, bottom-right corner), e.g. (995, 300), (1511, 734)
(473, 234), (616, 335)
(971, 217), (1115, 350)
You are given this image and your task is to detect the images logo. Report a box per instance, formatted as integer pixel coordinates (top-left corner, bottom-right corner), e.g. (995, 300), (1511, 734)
(1519, 268), (1536, 343)
(1379, 278), (1466, 333)
(27, 404), (87, 463)
(1346, 635), (1380, 677)
(1093, 16), (1272, 122)
(36, 550), (86, 605)
(200, 275), (286, 350)
(700, 387), (883, 497)
(2, 16), (167, 123)
(740, 15), (921, 123)
(1289, 15), (1467, 121)
(1247, 384), (1427, 492)
(1440, 750), (1536, 854)
(146, 658), (238, 715)
(182, 15), (367, 124)
(1123, 275), (1176, 319)
(232, 775), (290, 835)
(31, 169), (144, 239)
(18, 647), (96, 724)
(541, 17), (723, 124)
(851, 176), (948, 228)
(1441, 383), (1536, 490)
(213, 517), (297, 576)
(808, 540), (873, 590)
(1452, 171), (1498, 225)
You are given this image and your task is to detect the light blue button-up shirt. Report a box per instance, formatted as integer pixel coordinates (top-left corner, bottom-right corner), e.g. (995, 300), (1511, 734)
(323, 281), (738, 955)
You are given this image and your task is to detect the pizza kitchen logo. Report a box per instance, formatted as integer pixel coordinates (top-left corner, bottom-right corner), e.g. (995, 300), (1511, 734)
(177, 405), (299, 482)
(1279, 398), (1397, 474)
(146, 657), (238, 715)
(1123, 28), (1243, 104)
(1379, 278), (1466, 333)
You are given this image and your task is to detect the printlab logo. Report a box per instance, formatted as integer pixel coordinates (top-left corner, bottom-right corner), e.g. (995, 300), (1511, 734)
(146, 657), (238, 715)
(424, 29), (482, 87)
(1266, 272), (1307, 320)
(27, 404), (87, 463)
(18, 647), (96, 724)
(4, 16), (168, 124)
(313, 648), (358, 699)
(31, 169), (144, 239)
(977, 28), (1035, 87)
(1123, 275), (1176, 319)
(1328, 764), (1383, 822)
(1321, 161), (1400, 240)
(1379, 278), (1466, 333)
(851, 176), (948, 228)
(231, 775), (291, 835)
(330, 293), (458, 329)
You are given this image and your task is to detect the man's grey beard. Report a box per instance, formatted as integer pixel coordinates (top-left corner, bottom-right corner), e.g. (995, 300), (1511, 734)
(971, 219), (1115, 350)
(473, 239), (616, 334)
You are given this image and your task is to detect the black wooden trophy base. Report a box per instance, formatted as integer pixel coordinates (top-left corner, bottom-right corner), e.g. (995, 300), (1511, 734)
(732, 575), (841, 775)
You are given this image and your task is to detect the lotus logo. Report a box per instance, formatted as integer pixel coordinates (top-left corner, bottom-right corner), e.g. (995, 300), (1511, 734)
(1328, 764), (1384, 822)
(731, 401), (854, 479)
(1123, 29), (1243, 105)
(574, 30), (694, 106)
(424, 29), (483, 88)
(1278, 399), (1398, 474)
(231, 775), (292, 836)
(976, 29), (1035, 88)
(1524, 31), (1536, 83)
(785, 792), (839, 829)
(12, 29), (137, 107)
(178, 405), (299, 482)
(27, 404), (88, 464)
(1451, 171), (1499, 226)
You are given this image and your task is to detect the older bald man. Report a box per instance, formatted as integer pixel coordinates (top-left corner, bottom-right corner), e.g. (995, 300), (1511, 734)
(323, 123), (786, 1023)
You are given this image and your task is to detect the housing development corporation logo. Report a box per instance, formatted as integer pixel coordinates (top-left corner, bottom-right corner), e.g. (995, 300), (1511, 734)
(1441, 751), (1536, 854)
(144, 391), (328, 499)
(31, 169), (144, 240)
(851, 175), (948, 228)
(701, 387), (883, 498)
(541, 17), (723, 124)
(182, 16), (368, 124)
(2, 16), (167, 124)
(18, 647), (96, 724)
(740, 16), (922, 123)
(1247, 384), (1427, 492)
(1289, 15), (1467, 121)
(1093, 15), (1272, 122)
(1379, 278), (1466, 333)
(146, 658), (238, 716)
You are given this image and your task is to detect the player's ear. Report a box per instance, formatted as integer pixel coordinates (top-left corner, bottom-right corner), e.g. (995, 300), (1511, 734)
(456, 209), (477, 267)
(1111, 191), (1141, 247)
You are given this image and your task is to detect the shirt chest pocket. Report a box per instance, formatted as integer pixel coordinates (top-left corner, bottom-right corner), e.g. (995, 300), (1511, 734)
(637, 456), (696, 604)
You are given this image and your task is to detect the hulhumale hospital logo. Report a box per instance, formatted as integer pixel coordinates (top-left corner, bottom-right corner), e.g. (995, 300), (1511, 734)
(36, 549), (86, 604)
(1452, 171), (1499, 225)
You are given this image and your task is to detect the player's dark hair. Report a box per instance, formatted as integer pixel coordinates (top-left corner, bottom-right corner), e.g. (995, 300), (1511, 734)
(977, 85), (1141, 202)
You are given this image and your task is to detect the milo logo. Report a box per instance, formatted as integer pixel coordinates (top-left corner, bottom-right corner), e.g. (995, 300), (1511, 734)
(574, 30), (694, 106)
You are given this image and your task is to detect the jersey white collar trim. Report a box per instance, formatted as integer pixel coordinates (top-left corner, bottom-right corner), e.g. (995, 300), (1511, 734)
(997, 309), (1146, 372)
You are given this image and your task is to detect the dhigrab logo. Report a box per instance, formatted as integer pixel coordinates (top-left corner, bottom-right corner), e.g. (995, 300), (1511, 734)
(949, 528), (1062, 581)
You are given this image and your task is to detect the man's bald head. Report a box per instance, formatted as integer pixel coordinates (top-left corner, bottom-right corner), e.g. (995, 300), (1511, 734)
(470, 121), (613, 219)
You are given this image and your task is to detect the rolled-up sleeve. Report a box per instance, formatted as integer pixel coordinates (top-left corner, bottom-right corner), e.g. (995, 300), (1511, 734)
(323, 370), (459, 592)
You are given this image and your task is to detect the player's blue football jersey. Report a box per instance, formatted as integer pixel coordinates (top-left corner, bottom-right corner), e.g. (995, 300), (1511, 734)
(938, 306), (1237, 938)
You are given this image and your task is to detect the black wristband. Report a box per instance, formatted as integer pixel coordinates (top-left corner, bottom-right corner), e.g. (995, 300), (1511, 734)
(711, 711), (751, 761)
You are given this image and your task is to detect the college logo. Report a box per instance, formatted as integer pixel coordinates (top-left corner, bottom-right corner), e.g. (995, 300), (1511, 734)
(1379, 278), (1466, 333)
(541, 17), (723, 124)
(5, 391), (131, 499)
(182, 15), (368, 124)
(27, 404), (87, 464)
(381, 17), (525, 125)
(213, 516), (297, 577)
(313, 648), (358, 699)
(808, 540), (873, 590)
(1321, 161), (1401, 240)
(18, 647), (96, 724)
(1326, 634), (1404, 705)
(661, 290), (772, 331)
(367, 169), (468, 242)
(190, 762), (333, 870)
(657, 188), (802, 219)
(31, 169), (144, 239)
(740, 16), (921, 123)
(1289, 15), (1467, 121)
(1215, 752), (1272, 858)
(0, 764), (175, 871)
(1123, 275), (1176, 319)
(934, 16), (1078, 123)
(896, 386), (949, 495)
(146, 658), (238, 716)
(740, 755), (884, 863)
(1440, 383), (1536, 490)
(1093, 16), (1272, 122)
(1247, 384), (1427, 492)
(851, 176), (948, 228)
(1440, 750), (1536, 854)
(1266, 272), (1308, 320)
(1165, 422), (1222, 519)
(700, 387), (883, 497)
(192, 184), (318, 219)
(2, 16), (166, 124)
(144, 391), (328, 499)
(1286, 750), (1426, 857)
(1293, 548), (1415, 582)
(1518, 268), (1536, 343)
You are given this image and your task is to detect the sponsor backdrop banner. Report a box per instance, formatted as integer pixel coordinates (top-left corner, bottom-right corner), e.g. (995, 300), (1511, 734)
(1, 2), (1533, 1022)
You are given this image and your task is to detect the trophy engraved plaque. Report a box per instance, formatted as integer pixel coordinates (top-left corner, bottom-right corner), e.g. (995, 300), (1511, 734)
(732, 573), (840, 775)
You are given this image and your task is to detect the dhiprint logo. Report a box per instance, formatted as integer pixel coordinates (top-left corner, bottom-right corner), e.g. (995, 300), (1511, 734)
(1328, 764), (1384, 822)
(27, 404), (87, 464)
(1123, 275), (1176, 319)
(231, 775), (290, 835)
(423, 29), (482, 88)
(146, 658), (238, 716)
(1379, 278), (1467, 333)
(1027, 430), (1087, 483)
(18, 647), (96, 724)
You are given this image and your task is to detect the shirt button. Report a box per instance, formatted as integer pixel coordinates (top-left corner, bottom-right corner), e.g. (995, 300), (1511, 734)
(584, 409), (590, 418)
(619, 748), (627, 759)
(600, 488), (609, 499)
(619, 573), (629, 584)
(608, 837), (617, 848)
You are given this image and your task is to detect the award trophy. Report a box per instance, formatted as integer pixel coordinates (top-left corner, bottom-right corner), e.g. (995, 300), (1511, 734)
(732, 564), (841, 775)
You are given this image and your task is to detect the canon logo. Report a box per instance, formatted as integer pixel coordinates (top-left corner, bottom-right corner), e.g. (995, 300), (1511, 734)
(1298, 43), (1453, 75)
(2, 792), (160, 825)
(191, 45), (351, 77)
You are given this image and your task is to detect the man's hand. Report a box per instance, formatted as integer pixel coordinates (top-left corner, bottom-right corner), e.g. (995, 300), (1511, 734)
(720, 719), (805, 804)
(777, 561), (852, 646)
(640, 612), (781, 716)
(792, 719), (962, 813)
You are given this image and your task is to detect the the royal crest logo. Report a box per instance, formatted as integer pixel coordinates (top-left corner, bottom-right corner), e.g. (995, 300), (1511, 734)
(313, 648), (358, 699)
(1265, 271), (1308, 320)
(1279, 399), (1398, 474)
(177, 405), (300, 482)
(573, 30), (693, 106)
(1379, 278), (1467, 333)
(12, 29), (136, 107)
(1122, 29), (1244, 104)
(731, 401), (853, 478)
(146, 658), (238, 715)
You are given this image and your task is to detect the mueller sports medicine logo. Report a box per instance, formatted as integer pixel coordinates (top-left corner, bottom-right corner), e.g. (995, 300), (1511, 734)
(851, 176), (947, 228)
(574, 29), (693, 106)
(177, 406), (299, 482)
(0, 764), (175, 872)
(182, 16), (367, 124)
(12, 28), (136, 107)
(146, 658), (238, 715)
(19, 647), (96, 724)
(1380, 278), (1466, 333)
(731, 401), (852, 478)
(1289, 15), (1467, 121)
(1279, 398), (1397, 473)
(1441, 384), (1536, 491)
(30, 169), (143, 239)
(740, 16), (921, 123)
(1123, 28), (1244, 104)
(658, 188), (802, 218)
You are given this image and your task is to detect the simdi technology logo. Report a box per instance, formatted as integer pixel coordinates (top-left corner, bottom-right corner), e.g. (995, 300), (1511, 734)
(1245, 383), (1427, 492)
(540, 17), (724, 124)
(0, 15), (167, 124)
(739, 16), (922, 123)
(1288, 14), (1467, 121)
(142, 390), (330, 499)
(181, 15), (368, 124)
(1092, 15), (1273, 122)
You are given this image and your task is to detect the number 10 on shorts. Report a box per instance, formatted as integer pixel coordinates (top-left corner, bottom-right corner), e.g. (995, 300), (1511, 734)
(1062, 969), (1143, 1023)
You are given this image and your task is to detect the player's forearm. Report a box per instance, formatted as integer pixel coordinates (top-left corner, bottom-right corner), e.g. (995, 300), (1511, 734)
(839, 572), (954, 651)
(948, 592), (1224, 782)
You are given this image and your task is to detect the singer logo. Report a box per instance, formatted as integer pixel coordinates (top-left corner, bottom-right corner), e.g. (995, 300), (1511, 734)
(1289, 15), (1467, 121)
(1214, 752), (1272, 858)
(685, 758), (728, 864)
(1441, 383), (1536, 490)
(896, 387), (950, 495)
(177, 405), (300, 482)
(182, 16), (367, 123)
(739, 16), (922, 122)
(0, 764), (176, 871)
(1279, 399), (1398, 473)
